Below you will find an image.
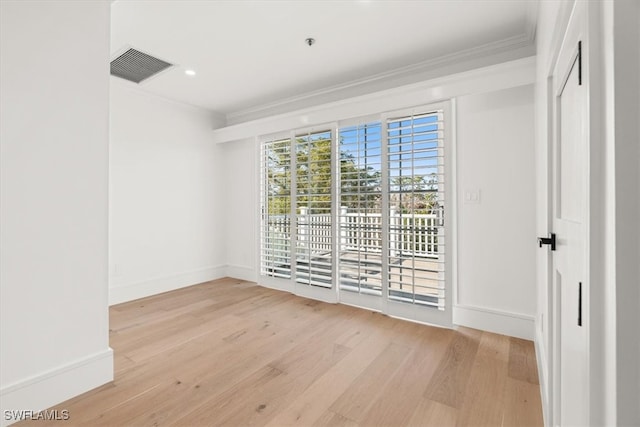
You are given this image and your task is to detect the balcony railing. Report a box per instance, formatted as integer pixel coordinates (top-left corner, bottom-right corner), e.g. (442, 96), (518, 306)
(265, 209), (441, 259)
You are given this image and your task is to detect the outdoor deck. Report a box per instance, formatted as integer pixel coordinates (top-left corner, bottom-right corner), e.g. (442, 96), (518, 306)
(264, 212), (445, 307)
(290, 250), (442, 306)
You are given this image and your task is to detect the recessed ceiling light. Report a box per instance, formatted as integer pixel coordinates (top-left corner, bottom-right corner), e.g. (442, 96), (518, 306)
(185, 69), (196, 76)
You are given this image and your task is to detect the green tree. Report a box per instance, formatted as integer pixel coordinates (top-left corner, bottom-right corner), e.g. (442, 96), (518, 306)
(390, 175), (439, 214)
(266, 138), (292, 215)
(296, 137), (332, 213)
(266, 137), (381, 215)
(339, 144), (381, 211)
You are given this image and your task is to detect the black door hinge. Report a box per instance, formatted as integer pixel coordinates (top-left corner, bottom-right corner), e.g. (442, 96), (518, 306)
(578, 282), (583, 327)
(578, 41), (582, 86)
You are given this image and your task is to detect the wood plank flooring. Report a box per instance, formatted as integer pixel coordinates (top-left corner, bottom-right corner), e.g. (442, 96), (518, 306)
(17, 278), (543, 426)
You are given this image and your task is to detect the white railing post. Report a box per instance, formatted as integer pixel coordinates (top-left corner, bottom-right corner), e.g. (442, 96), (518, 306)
(390, 208), (397, 258)
(437, 206), (444, 260)
(299, 206), (308, 235)
(426, 215), (433, 255)
(340, 206), (347, 252)
(299, 207), (308, 259)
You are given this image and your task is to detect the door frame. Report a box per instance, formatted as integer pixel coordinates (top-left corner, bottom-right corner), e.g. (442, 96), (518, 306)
(256, 101), (454, 328)
(257, 124), (340, 304)
(339, 102), (454, 327)
(551, 5), (588, 424)
(544, 1), (610, 425)
(379, 102), (454, 327)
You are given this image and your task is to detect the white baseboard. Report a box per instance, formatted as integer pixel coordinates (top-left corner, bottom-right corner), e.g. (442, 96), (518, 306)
(225, 264), (256, 282)
(535, 327), (551, 427)
(0, 348), (113, 427)
(109, 265), (226, 305)
(453, 304), (535, 340)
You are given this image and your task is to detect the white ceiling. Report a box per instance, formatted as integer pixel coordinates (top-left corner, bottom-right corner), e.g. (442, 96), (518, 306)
(111, 0), (537, 121)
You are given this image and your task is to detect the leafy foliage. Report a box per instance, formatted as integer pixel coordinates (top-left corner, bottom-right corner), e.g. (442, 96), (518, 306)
(389, 175), (439, 214)
(266, 137), (382, 214)
(266, 137), (439, 215)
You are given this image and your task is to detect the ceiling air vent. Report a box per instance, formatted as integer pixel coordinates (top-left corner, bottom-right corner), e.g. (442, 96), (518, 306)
(110, 48), (173, 84)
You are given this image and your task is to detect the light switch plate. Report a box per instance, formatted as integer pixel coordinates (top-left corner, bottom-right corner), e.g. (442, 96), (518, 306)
(464, 189), (481, 204)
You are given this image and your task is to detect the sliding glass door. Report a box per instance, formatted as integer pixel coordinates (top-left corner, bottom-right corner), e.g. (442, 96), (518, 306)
(260, 103), (451, 326)
(337, 121), (385, 310)
(384, 109), (448, 324)
(260, 128), (337, 302)
(294, 130), (333, 288)
(261, 137), (292, 280)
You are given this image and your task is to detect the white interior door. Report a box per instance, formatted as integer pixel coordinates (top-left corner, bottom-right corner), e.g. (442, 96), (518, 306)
(550, 7), (589, 426)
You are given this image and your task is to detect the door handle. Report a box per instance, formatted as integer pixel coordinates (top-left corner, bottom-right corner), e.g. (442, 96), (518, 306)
(538, 233), (556, 251)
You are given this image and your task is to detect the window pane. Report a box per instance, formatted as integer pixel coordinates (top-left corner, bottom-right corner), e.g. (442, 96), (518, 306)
(295, 130), (333, 288)
(261, 138), (292, 279)
(387, 111), (445, 309)
(338, 122), (383, 295)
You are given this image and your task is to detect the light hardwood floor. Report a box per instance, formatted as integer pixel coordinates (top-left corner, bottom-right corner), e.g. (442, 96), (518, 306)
(18, 278), (543, 426)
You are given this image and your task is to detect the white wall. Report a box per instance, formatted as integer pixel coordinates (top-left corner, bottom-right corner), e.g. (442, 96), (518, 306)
(220, 139), (258, 282)
(0, 1), (113, 424)
(608, 1), (640, 425)
(454, 85), (536, 339)
(109, 82), (225, 304)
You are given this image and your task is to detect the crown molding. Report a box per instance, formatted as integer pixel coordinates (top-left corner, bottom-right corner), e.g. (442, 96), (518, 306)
(110, 78), (227, 126)
(226, 31), (536, 125)
(525, 0), (539, 46)
(212, 56), (535, 144)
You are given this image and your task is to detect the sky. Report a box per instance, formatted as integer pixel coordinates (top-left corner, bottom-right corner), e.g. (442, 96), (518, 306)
(339, 113), (442, 182)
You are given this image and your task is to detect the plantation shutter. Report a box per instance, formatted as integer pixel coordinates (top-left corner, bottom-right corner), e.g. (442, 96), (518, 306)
(259, 102), (451, 325)
(338, 122), (384, 295)
(260, 137), (293, 279)
(387, 111), (445, 309)
(294, 130), (333, 287)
